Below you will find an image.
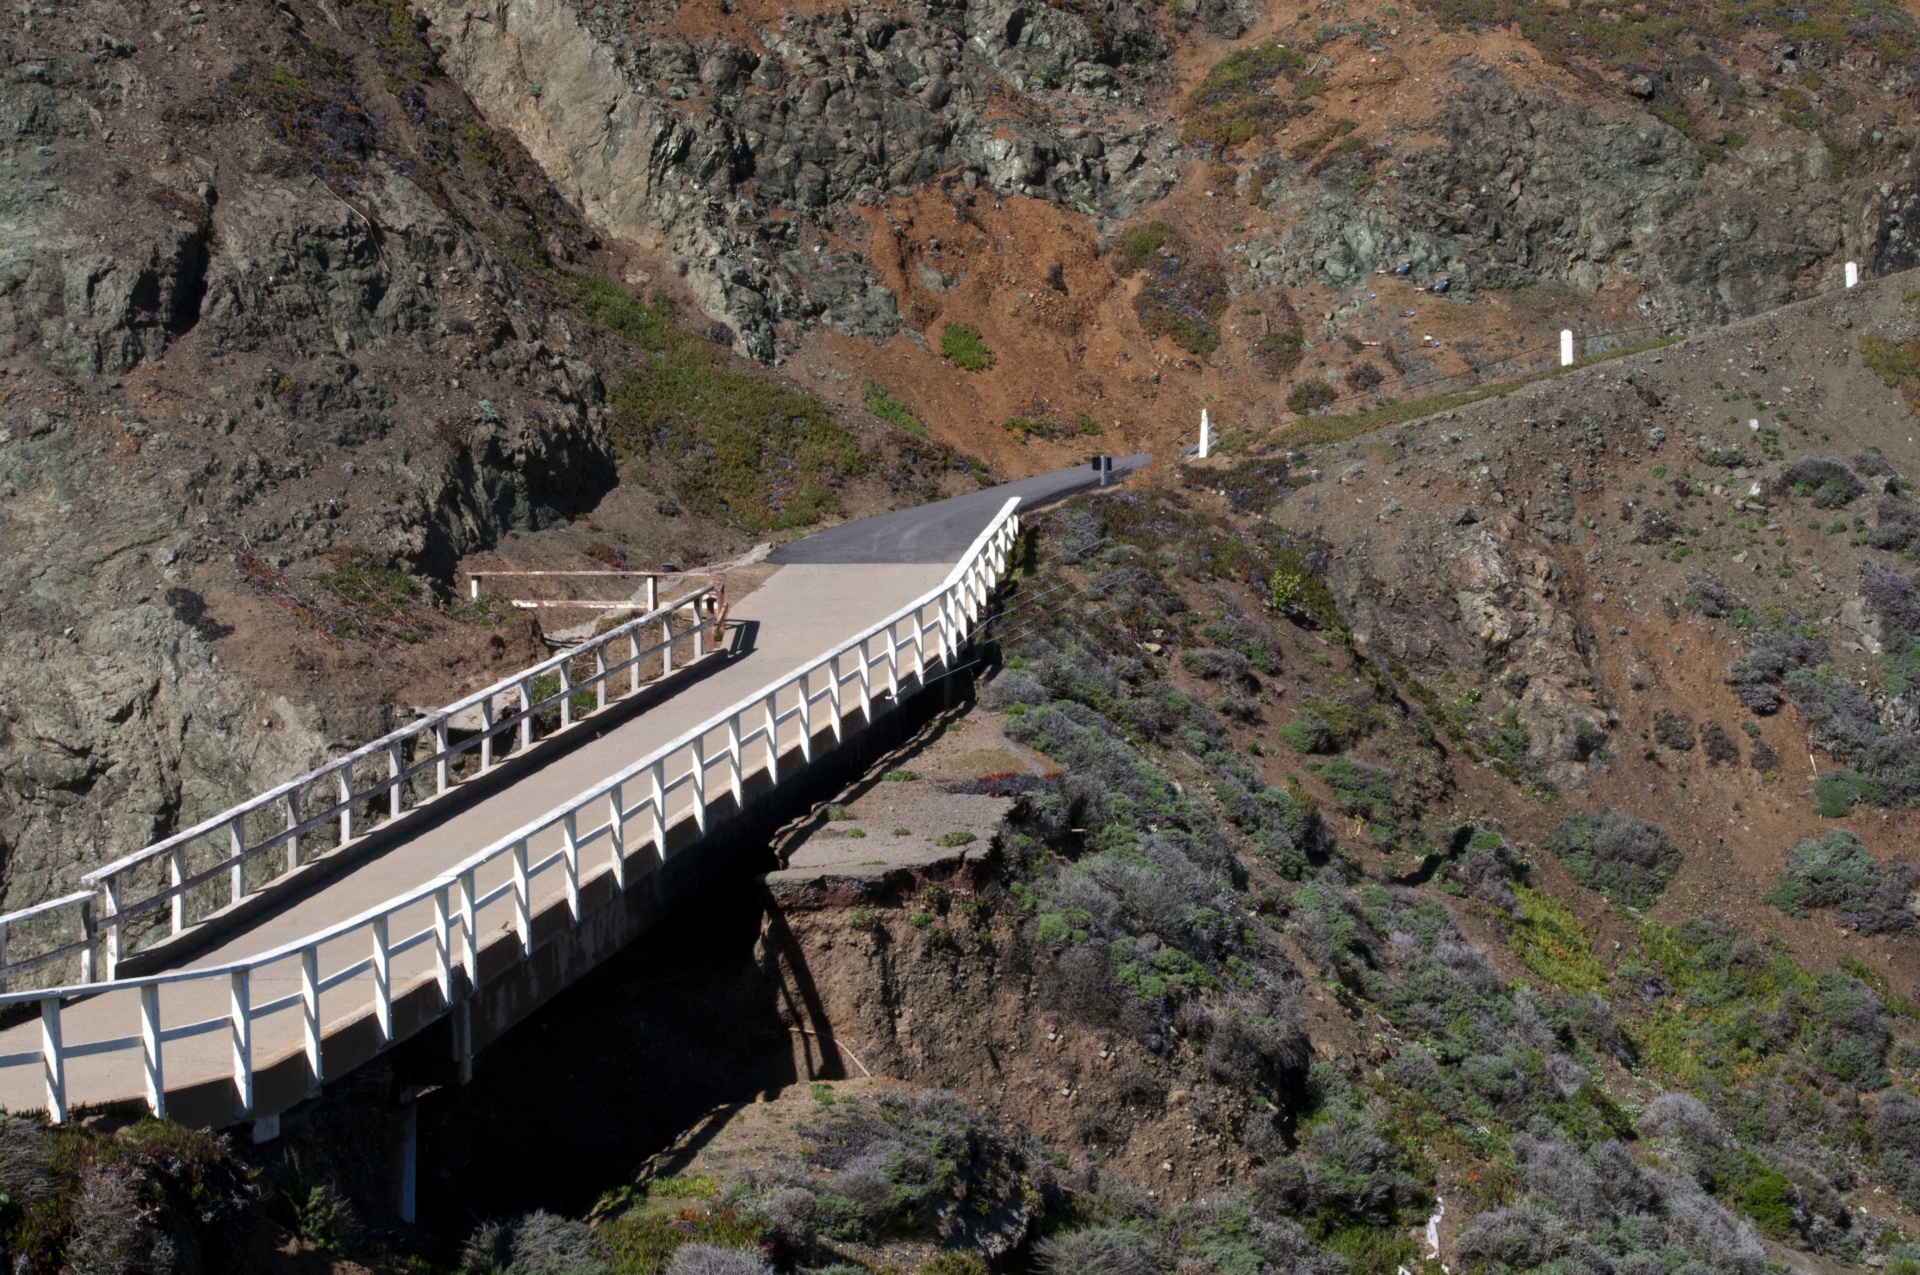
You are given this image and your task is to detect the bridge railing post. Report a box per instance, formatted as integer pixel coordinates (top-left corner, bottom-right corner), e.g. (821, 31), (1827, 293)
(690, 739), (708, 834)
(649, 762), (667, 860)
(558, 661), (573, 730)
(372, 914), (392, 1044)
(286, 788), (302, 874)
(763, 694), (778, 785)
(518, 678), (533, 752)
(594, 644), (608, 712)
(479, 697), (495, 771)
(511, 841), (531, 953)
(607, 782), (627, 892)
(432, 886), (452, 1007)
(561, 814), (580, 924)
(102, 876), (121, 981)
(912, 608), (927, 683)
(435, 721), (451, 795)
(230, 969), (252, 1117)
(169, 846), (185, 935)
(457, 870), (477, 994)
(228, 816), (246, 907)
(337, 764), (354, 846)
(387, 742), (403, 820)
(78, 900), (94, 985)
(726, 716), (742, 807)
(140, 983), (164, 1119)
(828, 656), (844, 742)
(858, 640), (873, 724)
(629, 631), (642, 695)
(886, 622), (901, 704)
(41, 998), (64, 1124)
(300, 945), (321, 1091)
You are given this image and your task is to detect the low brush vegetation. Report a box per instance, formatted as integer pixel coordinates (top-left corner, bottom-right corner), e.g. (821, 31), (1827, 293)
(1182, 41), (1312, 147)
(1110, 223), (1230, 356)
(939, 323), (995, 372)
(861, 379), (927, 437)
(1703, 536), (1920, 813)
(1544, 811), (1680, 910)
(53, 466), (1920, 1275)
(502, 236), (863, 534)
(971, 490), (1920, 1272)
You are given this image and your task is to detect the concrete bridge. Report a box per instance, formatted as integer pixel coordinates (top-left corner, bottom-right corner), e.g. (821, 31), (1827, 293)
(0, 458), (1143, 1132)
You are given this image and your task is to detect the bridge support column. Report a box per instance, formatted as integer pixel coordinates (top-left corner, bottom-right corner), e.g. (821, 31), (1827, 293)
(394, 1101), (418, 1225)
(451, 1000), (474, 1086)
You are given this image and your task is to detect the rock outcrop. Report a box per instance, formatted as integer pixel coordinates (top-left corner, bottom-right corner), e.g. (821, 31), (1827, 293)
(419, 0), (1184, 359)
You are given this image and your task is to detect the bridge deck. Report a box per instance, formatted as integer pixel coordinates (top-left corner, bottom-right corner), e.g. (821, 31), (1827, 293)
(0, 456), (1146, 1120)
(0, 562), (947, 1114)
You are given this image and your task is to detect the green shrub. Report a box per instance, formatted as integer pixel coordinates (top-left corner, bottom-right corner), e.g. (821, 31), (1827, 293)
(861, 380), (927, 436)
(314, 553), (425, 643)
(940, 323), (994, 371)
(1287, 381), (1338, 415)
(645, 1175), (720, 1200)
(1111, 221), (1177, 277)
(1812, 768), (1879, 817)
(1253, 321), (1307, 379)
(1277, 712), (1335, 754)
(1181, 42), (1309, 146)
(1653, 709), (1695, 751)
(1510, 886), (1609, 993)
(1764, 829), (1916, 934)
(463, 1209), (608, 1273)
(1127, 229), (1229, 356)
(1267, 547), (1345, 631)
(917, 1254), (989, 1275)
(1545, 810), (1679, 909)
(541, 270), (860, 534)
(599, 1205), (767, 1274)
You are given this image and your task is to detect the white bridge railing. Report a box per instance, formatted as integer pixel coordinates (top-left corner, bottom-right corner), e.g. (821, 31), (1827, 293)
(0, 499), (1018, 1122)
(0, 581), (728, 990)
(467, 568), (716, 611)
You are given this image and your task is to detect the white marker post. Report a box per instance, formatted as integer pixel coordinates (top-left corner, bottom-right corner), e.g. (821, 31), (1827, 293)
(1560, 329), (1575, 367)
(1198, 409), (1211, 460)
(1847, 261), (1860, 289)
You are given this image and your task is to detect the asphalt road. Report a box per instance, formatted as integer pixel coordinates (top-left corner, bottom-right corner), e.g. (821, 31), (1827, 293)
(768, 453), (1150, 564)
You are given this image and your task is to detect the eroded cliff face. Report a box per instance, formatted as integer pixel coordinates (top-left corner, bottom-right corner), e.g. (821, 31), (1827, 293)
(416, 0), (1920, 381)
(418, 0), (1191, 359)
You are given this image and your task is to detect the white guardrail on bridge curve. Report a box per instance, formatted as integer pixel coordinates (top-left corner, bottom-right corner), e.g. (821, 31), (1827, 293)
(0, 577), (729, 990)
(0, 498), (1019, 1122)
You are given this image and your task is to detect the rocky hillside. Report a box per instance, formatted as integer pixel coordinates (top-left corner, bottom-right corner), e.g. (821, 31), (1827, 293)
(8, 0), (1920, 919)
(19, 0), (1920, 1272)
(410, 0), (1920, 471)
(0, 0), (972, 914)
(363, 273), (1920, 1275)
